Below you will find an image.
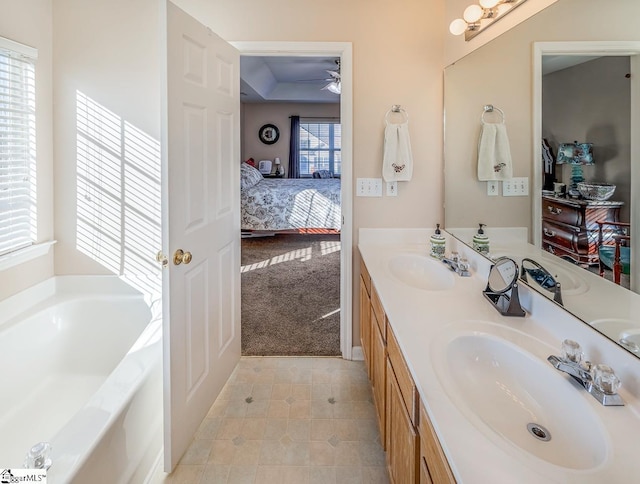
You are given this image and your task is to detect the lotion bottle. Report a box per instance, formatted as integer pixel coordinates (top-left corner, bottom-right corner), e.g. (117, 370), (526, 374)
(472, 223), (490, 255)
(430, 224), (446, 260)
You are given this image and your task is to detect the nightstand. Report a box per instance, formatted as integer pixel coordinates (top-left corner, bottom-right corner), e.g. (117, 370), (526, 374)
(541, 195), (624, 265)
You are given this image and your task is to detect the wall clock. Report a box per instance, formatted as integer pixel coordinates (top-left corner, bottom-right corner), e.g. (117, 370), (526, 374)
(258, 124), (280, 145)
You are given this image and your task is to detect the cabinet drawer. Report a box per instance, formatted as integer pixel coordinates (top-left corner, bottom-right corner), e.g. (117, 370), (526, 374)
(371, 284), (386, 341)
(386, 324), (419, 427)
(542, 199), (581, 226)
(541, 220), (579, 252)
(420, 402), (456, 484)
(360, 258), (371, 296)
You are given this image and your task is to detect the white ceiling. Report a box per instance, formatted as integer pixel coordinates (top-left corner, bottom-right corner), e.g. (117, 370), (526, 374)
(541, 55), (601, 75)
(240, 56), (340, 103)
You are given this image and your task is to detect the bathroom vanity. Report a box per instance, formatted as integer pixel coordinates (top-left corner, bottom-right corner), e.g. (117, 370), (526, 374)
(358, 228), (640, 483)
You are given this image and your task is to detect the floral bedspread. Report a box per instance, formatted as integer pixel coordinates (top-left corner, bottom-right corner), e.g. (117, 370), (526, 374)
(241, 178), (341, 231)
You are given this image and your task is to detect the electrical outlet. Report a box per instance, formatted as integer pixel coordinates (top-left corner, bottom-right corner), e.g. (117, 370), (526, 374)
(503, 177), (529, 196)
(386, 181), (398, 197)
(487, 180), (498, 196)
(356, 178), (383, 197)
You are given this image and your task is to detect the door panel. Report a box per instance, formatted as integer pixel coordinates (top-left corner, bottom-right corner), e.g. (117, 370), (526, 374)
(162, 1), (241, 471)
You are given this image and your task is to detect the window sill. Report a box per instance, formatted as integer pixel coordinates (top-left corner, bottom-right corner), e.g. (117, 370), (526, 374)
(0, 240), (57, 272)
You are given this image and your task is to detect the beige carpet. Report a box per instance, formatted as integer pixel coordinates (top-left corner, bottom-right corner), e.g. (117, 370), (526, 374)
(241, 233), (341, 356)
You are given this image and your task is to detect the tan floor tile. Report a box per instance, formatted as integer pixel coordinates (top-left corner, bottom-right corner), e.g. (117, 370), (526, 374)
(287, 418), (311, 441)
(281, 441), (310, 465)
(251, 383), (273, 400)
(196, 418), (222, 440)
(332, 401), (355, 419)
(275, 368), (293, 383)
(291, 368), (313, 384)
(358, 441), (386, 466)
(312, 368), (333, 383)
(361, 466), (390, 484)
(207, 399), (228, 418)
(230, 382), (253, 400)
(309, 441), (335, 466)
(352, 401), (376, 420)
(258, 440), (286, 465)
(282, 465), (311, 484)
(254, 368), (276, 383)
(311, 383), (332, 401)
(179, 438), (212, 465)
(223, 401), (248, 418)
(232, 439), (262, 466)
(208, 439), (236, 465)
(254, 465), (282, 483)
(334, 441), (361, 467)
(272, 383), (292, 400)
(216, 418), (244, 440)
(289, 399), (311, 419)
(333, 419), (359, 441)
(268, 399), (290, 418)
(335, 465), (363, 483)
(200, 464), (229, 484)
(241, 418), (266, 440)
(356, 418), (380, 442)
(227, 465), (257, 484)
(291, 383), (312, 400)
(310, 419), (334, 441)
(311, 400), (334, 419)
(310, 465), (337, 484)
(245, 400), (270, 418)
(264, 418), (288, 440)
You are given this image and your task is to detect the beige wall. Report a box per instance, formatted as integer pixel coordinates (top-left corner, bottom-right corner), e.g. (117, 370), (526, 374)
(0, 0), (54, 300)
(444, 0), (640, 233)
(242, 102), (340, 175)
(52, 0), (162, 281)
(543, 56), (631, 222)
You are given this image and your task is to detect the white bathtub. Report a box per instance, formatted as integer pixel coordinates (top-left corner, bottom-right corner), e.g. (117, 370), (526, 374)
(0, 276), (163, 483)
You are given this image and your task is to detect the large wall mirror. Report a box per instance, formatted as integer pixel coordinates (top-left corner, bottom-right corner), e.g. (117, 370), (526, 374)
(444, 0), (640, 358)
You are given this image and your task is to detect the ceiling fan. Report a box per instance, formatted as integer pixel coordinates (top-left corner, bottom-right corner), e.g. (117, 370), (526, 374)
(295, 59), (341, 94)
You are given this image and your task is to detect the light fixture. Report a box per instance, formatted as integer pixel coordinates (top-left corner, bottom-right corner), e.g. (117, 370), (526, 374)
(324, 80), (341, 95)
(449, 0), (528, 41)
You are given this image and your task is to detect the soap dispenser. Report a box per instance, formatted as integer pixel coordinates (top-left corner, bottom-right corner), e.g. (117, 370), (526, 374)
(430, 224), (446, 260)
(473, 223), (490, 255)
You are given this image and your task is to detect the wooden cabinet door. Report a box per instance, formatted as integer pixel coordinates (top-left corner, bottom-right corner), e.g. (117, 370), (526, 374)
(372, 313), (386, 449)
(360, 276), (372, 378)
(386, 359), (419, 484)
(420, 457), (433, 484)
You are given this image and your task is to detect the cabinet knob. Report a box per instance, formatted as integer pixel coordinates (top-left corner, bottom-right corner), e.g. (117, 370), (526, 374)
(544, 228), (557, 238)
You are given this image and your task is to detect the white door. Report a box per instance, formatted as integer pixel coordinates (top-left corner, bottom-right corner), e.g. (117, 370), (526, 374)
(161, 1), (241, 471)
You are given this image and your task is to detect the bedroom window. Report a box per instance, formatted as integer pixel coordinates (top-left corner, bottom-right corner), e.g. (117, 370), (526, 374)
(0, 38), (37, 257)
(299, 121), (341, 177)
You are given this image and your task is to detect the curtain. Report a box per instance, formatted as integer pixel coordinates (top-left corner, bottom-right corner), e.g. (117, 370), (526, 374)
(288, 115), (300, 178)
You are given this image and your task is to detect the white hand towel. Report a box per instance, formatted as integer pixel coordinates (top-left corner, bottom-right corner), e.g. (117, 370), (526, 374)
(477, 122), (513, 181)
(383, 121), (413, 182)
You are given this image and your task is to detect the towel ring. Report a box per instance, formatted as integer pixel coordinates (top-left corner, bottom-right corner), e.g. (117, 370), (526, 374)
(385, 105), (409, 124)
(481, 104), (505, 124)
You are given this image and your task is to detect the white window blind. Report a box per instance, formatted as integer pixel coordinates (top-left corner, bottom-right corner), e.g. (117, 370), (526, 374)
(0, 39), (37, 257)
(299, 121), (341, 176)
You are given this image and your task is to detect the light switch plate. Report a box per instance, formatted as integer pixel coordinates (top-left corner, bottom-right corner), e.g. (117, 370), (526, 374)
(487, 181), (498, 196)
(503, 177), (529, 196)
(386, 181), (398, 196)
(356, 178), (383, 197)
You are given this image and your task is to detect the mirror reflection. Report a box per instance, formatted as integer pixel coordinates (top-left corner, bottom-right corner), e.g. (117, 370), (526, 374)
(443, 0), (640, 358)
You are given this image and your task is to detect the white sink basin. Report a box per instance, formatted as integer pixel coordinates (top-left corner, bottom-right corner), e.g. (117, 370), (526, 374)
(591, 318), (640, 354)
(432, 323), (608, 470)
(387, 254), (455, 291)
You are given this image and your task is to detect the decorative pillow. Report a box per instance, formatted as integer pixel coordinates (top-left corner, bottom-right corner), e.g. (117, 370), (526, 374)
(240, 162), (263, 190)
(312, 169), (333, 179)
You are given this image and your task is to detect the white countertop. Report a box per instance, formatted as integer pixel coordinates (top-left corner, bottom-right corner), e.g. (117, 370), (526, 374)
(358, 228), (640, 484)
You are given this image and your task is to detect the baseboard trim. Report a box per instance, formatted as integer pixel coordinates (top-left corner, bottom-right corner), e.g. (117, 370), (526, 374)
(351, 346), (364, 361)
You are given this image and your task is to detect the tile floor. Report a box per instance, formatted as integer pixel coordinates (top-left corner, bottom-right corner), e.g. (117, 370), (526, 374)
(151, 357), (389, 484)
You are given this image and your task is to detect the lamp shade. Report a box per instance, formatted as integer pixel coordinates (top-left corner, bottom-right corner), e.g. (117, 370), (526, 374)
(449, 18), (468, 35)
(463, 4), (484, 22)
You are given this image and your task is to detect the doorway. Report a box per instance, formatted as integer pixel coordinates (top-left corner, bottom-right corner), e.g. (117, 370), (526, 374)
(233, 42), (354, 358)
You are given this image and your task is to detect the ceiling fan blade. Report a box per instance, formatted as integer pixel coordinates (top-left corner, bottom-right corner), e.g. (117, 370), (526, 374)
(326, 70), (341, 79)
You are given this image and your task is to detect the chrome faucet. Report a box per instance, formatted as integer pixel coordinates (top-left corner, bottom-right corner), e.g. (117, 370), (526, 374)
(442, 252), (471, 277)
(548, 339), (624, 406)
(24, 442), (52, 470)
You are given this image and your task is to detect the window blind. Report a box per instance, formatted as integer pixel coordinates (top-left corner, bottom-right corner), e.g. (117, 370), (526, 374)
(0, 42), (37, 256)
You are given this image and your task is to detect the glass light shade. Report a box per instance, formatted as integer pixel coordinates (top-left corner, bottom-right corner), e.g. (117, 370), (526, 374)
(449, 18), (468, 36)
(463, 4), (484, 23)
(480, 0), (501, 8)
(497, 3), (511, 15)
(326, 81), (341, 94)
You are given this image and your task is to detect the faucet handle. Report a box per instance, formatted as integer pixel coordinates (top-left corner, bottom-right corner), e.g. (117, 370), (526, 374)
(592, 364), (621, 395)
(561, 339), (583, 364)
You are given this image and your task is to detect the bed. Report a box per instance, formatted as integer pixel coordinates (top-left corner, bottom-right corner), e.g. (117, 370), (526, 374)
(240, 162), (341, 232)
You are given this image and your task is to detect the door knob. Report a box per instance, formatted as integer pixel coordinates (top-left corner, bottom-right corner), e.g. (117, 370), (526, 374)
(173, 249), (193, 265)
(156, 251), (168, 268)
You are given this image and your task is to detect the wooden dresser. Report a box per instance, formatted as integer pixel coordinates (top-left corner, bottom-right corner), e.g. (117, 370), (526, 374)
(541, 195), (623, 265)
